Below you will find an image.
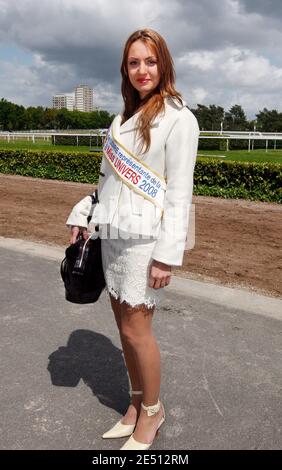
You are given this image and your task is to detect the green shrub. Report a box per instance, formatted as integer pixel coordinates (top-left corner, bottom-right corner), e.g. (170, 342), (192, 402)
(0, 149), (281, 203)
(0, 149), (102, 183)
(194, 159), (281, 202)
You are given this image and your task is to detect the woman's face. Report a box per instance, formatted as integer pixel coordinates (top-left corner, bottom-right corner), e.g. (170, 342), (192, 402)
(127, 39), (160, 99)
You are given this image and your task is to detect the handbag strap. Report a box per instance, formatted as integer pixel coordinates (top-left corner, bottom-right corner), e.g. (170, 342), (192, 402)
(84, 188), (100, 240)
(87, 188), (99, 224)
(91, 188), (99, 204)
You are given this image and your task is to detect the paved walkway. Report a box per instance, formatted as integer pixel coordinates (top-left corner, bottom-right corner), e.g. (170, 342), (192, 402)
(0, 237), (281, 450)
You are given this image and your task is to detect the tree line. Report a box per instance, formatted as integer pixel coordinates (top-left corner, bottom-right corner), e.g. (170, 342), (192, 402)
(0, 98), (115, 131)
(0, 98), (282, 132)
(191, 104), (282, 132)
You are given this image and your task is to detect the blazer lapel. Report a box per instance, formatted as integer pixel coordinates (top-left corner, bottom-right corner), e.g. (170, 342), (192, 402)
(118, 112), (141, 133)
(111, 108), (163, 157)
(114, 107), (163, 135)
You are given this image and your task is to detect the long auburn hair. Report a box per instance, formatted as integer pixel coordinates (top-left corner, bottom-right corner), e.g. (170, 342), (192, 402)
(120, 29), (182, 153)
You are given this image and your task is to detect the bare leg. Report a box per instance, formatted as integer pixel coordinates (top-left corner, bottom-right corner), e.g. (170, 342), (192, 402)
(120, 302), (164, 444)
(109, 294), (142, 424)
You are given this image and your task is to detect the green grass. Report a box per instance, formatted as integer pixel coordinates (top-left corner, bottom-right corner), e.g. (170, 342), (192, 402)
(0, 139), (282, 164)
(198, 149), (282, 164)
(0, 139), (100, 153)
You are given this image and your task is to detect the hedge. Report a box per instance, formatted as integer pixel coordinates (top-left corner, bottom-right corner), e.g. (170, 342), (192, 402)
(0, 149), (281, 203)
(0, 149), (102, 183)
(194, 159), (281, 202)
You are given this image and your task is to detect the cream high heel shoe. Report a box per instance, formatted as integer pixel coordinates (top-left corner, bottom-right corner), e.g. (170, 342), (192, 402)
(120, 400), (165, 450)
(102, 390), (142, 439)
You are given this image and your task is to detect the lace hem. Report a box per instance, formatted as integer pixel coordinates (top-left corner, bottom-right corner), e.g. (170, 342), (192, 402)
(101, 229), (165, 310)
(105, 285), (159, 309)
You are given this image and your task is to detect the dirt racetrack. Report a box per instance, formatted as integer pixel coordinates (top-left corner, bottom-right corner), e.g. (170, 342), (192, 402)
(0, 173), (281, 298)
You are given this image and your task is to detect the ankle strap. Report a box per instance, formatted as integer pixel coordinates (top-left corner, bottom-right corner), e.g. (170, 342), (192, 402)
(141, 400), (161, 416)
(130, 390), (143, 396)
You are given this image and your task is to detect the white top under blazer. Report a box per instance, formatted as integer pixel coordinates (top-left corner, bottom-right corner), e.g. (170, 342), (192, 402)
(66, 95), (200, 266)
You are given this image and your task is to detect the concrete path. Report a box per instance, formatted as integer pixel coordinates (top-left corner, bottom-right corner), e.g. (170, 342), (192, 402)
(0, 237), (281, 450)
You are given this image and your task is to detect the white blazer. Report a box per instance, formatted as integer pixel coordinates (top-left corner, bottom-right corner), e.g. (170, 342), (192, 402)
(66, 95), (200, 266)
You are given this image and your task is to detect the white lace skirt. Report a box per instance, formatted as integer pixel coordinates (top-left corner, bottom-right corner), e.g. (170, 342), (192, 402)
(101, 225), (164, 309)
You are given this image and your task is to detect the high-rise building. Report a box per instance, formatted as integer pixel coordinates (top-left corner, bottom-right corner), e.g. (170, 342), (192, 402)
(74, 85), (94, 112)
(52, 94), (74, 111)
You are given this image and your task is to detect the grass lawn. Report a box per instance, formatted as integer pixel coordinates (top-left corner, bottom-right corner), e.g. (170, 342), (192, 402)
(0, 139), (282, 164)
(0, 139), (99, 154)
(198, 149), (282, 164)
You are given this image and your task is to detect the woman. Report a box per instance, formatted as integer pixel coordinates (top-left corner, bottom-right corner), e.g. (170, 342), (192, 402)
(66, 29), (200, 450)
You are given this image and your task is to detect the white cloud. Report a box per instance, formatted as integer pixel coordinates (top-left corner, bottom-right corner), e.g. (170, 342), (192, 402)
(0, 54), (77, 107)
(0, 0), (282, 117)
(221, 49), (282, 89)
(179, 51), (218, 71)
(190, 87), (208, 103)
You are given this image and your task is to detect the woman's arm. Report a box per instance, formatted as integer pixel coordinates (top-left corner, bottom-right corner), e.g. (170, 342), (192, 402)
(149, 259), (172, 289)
(66, 195), (93, 229)
(69, 225), (89, 244)
(66, 196), (93, 244)
(151, 109), (200, 266)
(66, 155), (106, 230)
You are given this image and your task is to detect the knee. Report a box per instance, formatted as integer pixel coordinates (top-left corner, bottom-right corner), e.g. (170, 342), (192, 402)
(120, 325), (150, 349)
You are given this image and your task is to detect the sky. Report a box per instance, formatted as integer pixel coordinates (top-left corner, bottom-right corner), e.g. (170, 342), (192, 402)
(0, 0), (282, 119)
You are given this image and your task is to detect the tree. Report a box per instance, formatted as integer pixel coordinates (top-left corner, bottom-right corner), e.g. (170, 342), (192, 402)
(256, 108), (282, 132)
(24, 106), (45, 130)
(224, 104), (248, 131)
(1, 97), (282, 132)
(191, 104), (224, 131)
(0, 98), (25, 130)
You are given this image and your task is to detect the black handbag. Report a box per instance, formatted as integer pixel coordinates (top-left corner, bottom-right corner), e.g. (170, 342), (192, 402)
(60, 190), (105, 304)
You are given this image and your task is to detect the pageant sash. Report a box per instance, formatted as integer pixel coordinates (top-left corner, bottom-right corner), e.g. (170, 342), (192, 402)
(103, 123), (166, 211)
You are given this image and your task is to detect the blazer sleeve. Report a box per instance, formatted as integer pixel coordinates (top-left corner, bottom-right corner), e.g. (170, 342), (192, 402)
(152, 109), (199, 266)
(65, 194), (93, 228)
(65, 155), (107, 228)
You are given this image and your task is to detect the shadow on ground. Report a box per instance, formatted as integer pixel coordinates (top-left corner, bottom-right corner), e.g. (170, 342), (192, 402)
(47, 329), (130, 415)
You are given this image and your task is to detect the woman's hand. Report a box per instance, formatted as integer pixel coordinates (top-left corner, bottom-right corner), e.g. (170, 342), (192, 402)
(70, 226), (88, 244)
(149, 260), (172, 289)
